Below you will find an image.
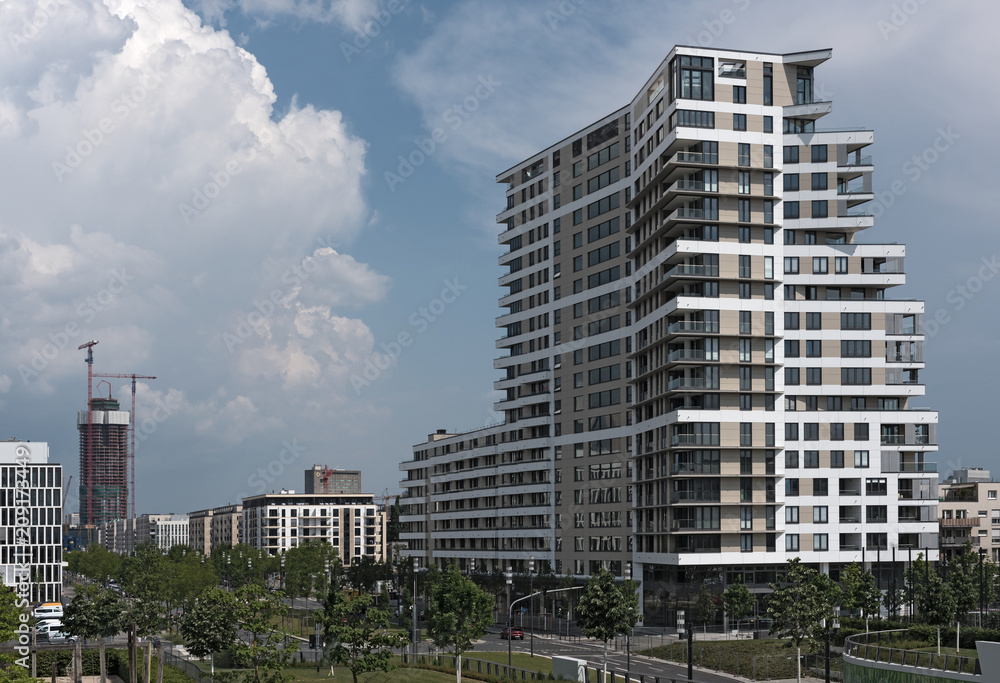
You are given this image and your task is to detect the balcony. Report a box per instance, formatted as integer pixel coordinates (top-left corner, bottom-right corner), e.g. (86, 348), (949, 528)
(672, 151), (719, 165)
(672, 520), (722, 531)
(663, 263), (719, 279)
(840, 543), (862, 551)
(841, 154), (873, 167)
(670, 491), (721, 504)
(667, 320), (720, 334)
(667, 348), (715, 363)
(667, 377), (714, 391)
(940, 518), (980, 528)
(840, 514), (861, 524)
(839, 486), (862, 496)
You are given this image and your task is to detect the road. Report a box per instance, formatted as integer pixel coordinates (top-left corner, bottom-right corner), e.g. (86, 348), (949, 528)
(452, 628), (742, 683)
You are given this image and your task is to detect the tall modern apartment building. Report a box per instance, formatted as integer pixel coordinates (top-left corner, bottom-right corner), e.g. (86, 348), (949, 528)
(399, 45), (939, 625)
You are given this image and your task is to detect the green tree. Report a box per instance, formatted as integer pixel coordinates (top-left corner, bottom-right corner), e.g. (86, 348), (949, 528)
(63, 584), (124, 671)
(722, 577), (754, 632)
(344, 555), (383, 595)
(76, 544), (121, 583)
(181, 588), (238, 677)
(693, 584), (718, 632)
(425, 565), (494, 679)
(64, 583), (124, 641)
(164, 550), (217, 633)
(228, 583), (297, 683)
(0, 586), (34, 683)
(840, 562), (880, 629)
(766, 559), (840, 683)
(946, 544), (981, 651)
(575, 569), (640, 683)
(323, 587), (407, 683)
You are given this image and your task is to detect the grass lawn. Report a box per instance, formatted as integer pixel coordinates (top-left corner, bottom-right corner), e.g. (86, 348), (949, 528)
(287, 665), (457, 683)
(642, 638), (842, 681)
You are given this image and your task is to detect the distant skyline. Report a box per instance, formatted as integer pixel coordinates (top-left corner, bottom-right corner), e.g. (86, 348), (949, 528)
(0, 0), (997, 515)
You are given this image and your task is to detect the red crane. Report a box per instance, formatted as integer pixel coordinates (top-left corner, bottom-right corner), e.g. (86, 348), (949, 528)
(93, 371), (157, 520)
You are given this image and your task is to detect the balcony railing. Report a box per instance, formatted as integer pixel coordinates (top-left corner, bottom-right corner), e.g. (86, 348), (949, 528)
(664, 263), (719, 279)
(674, 151), (718, 165)
(842, 154), (873, 167)
(671, 491), (721, 503)
(839, 487), (862, 496)
(667, 377), (715, 391)
(940, 517), (980, 527)
(668, 320), (720, 334)
(667, 348), (715, 362)
(840, 515), (861, 524)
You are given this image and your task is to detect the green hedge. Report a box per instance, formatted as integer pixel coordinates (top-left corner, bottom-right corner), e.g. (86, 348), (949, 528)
(401, 662), (559, 683)
(836, 618), (1000, 650)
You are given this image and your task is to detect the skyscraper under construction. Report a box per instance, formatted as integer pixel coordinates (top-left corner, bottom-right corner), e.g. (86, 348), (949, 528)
(78, 397), (129, 526)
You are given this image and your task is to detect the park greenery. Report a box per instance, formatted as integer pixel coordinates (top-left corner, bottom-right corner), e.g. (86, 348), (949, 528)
(54, 538), (1000, 683)
(574, 568), (640, 683)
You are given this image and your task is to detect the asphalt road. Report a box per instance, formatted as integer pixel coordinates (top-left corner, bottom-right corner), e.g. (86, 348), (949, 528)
(462, 628), (741, 683)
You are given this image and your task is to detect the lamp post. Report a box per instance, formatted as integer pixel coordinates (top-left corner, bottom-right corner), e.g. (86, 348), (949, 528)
(505, 566), (513, 668)
(980, 548), (987, 628)
(529, 558), (535, 657)
(624, 562), (632, 682)
(821, 611), (839, 683)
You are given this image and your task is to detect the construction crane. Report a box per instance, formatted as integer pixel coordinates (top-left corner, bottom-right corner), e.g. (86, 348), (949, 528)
(63, 474), (73, 507)
(93, 371), (157, 520)
(77, 341), (99, 526)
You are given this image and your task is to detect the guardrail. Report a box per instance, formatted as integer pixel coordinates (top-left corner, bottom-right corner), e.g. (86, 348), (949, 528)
(843, 629), (979, 676)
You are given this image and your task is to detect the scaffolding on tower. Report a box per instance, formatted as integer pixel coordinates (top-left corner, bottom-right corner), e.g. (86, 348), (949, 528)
(79, 340), (156, 525)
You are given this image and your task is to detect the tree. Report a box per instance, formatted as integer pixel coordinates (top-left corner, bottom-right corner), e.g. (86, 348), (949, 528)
(946, 544), (980, 652)
(575, 569), (640, 683)
(693, 584), (718, 632)
(181, 588), (238, 677)
(75, 544), (121, 584)
(766, 559), (840, 683)
(284, 542), (337, 605)
(228, 583), (297, 683)
(425, 565), (494, 682)
(323, 586), (407, 683)
(722, 577), (754, 633)
(0, 586), (35, 683)
(344, 556), (383, 595)
(65, 584), (124, 640)
(164, 550), (217, 633)
(840, 562), (880, 630)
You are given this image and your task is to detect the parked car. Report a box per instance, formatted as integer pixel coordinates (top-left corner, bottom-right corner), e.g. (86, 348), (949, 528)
(33, 603), (63, 621)
(500, 628), (524, 640)
(36, 622), (75, 643)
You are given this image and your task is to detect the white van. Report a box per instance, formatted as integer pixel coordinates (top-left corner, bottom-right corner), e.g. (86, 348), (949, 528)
(33, 603), (63, 621)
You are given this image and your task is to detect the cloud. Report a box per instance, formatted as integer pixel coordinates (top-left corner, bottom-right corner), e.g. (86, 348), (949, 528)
(0, 0), (386, 453)
(188, 0), (379, 28)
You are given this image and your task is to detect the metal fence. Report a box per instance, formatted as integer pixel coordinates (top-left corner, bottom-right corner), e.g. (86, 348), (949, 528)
(164, 650), (207, 683)
(843, 629), (979, 675)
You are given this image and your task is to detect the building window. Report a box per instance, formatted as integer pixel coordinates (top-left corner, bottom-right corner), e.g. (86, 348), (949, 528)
(831, 451), (844, 468)
(738, 143), (750, 167)
(784, 146), (799, 164)
(812, 173), (827, 191)
(784, 202), (800, 219)
(784, 257), (799, 274)
(738, 171), (751, 195)
(813, 257), (828, 274)
(733, 85), (746, 104)
(811, 145), (828, 163)
(855, 450), (870, 468)
(806, 340), (822, 357)
(785, 451), (799, 468)
(741, 534), (753, 552)
(814, 533), (829, 551)
(812, 201), (828, 218)
(835, 256), (848, 274)
(763, 115), (773, 133)
(784, 174), (799, 192)
(733, 113), (747, 131)
(786, 534), (799, 551)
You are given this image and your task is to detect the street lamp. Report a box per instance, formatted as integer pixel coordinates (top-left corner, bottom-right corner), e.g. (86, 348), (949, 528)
(505, 566), (514, 667)
(624, 562), (632, 681)
(979, 548), (987, 628)
(821, 610), (839, 683)
(528, 558), (535, 657)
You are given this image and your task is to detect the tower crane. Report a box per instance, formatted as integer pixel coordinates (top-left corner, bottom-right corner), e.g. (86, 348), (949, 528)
(93, 371), (157, 520)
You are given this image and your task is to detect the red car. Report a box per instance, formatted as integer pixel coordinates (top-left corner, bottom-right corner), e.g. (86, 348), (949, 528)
(500, 628), (524, 640)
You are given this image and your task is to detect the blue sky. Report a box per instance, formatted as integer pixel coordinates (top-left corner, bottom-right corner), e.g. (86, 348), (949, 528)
(0, 0), (997, 515)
